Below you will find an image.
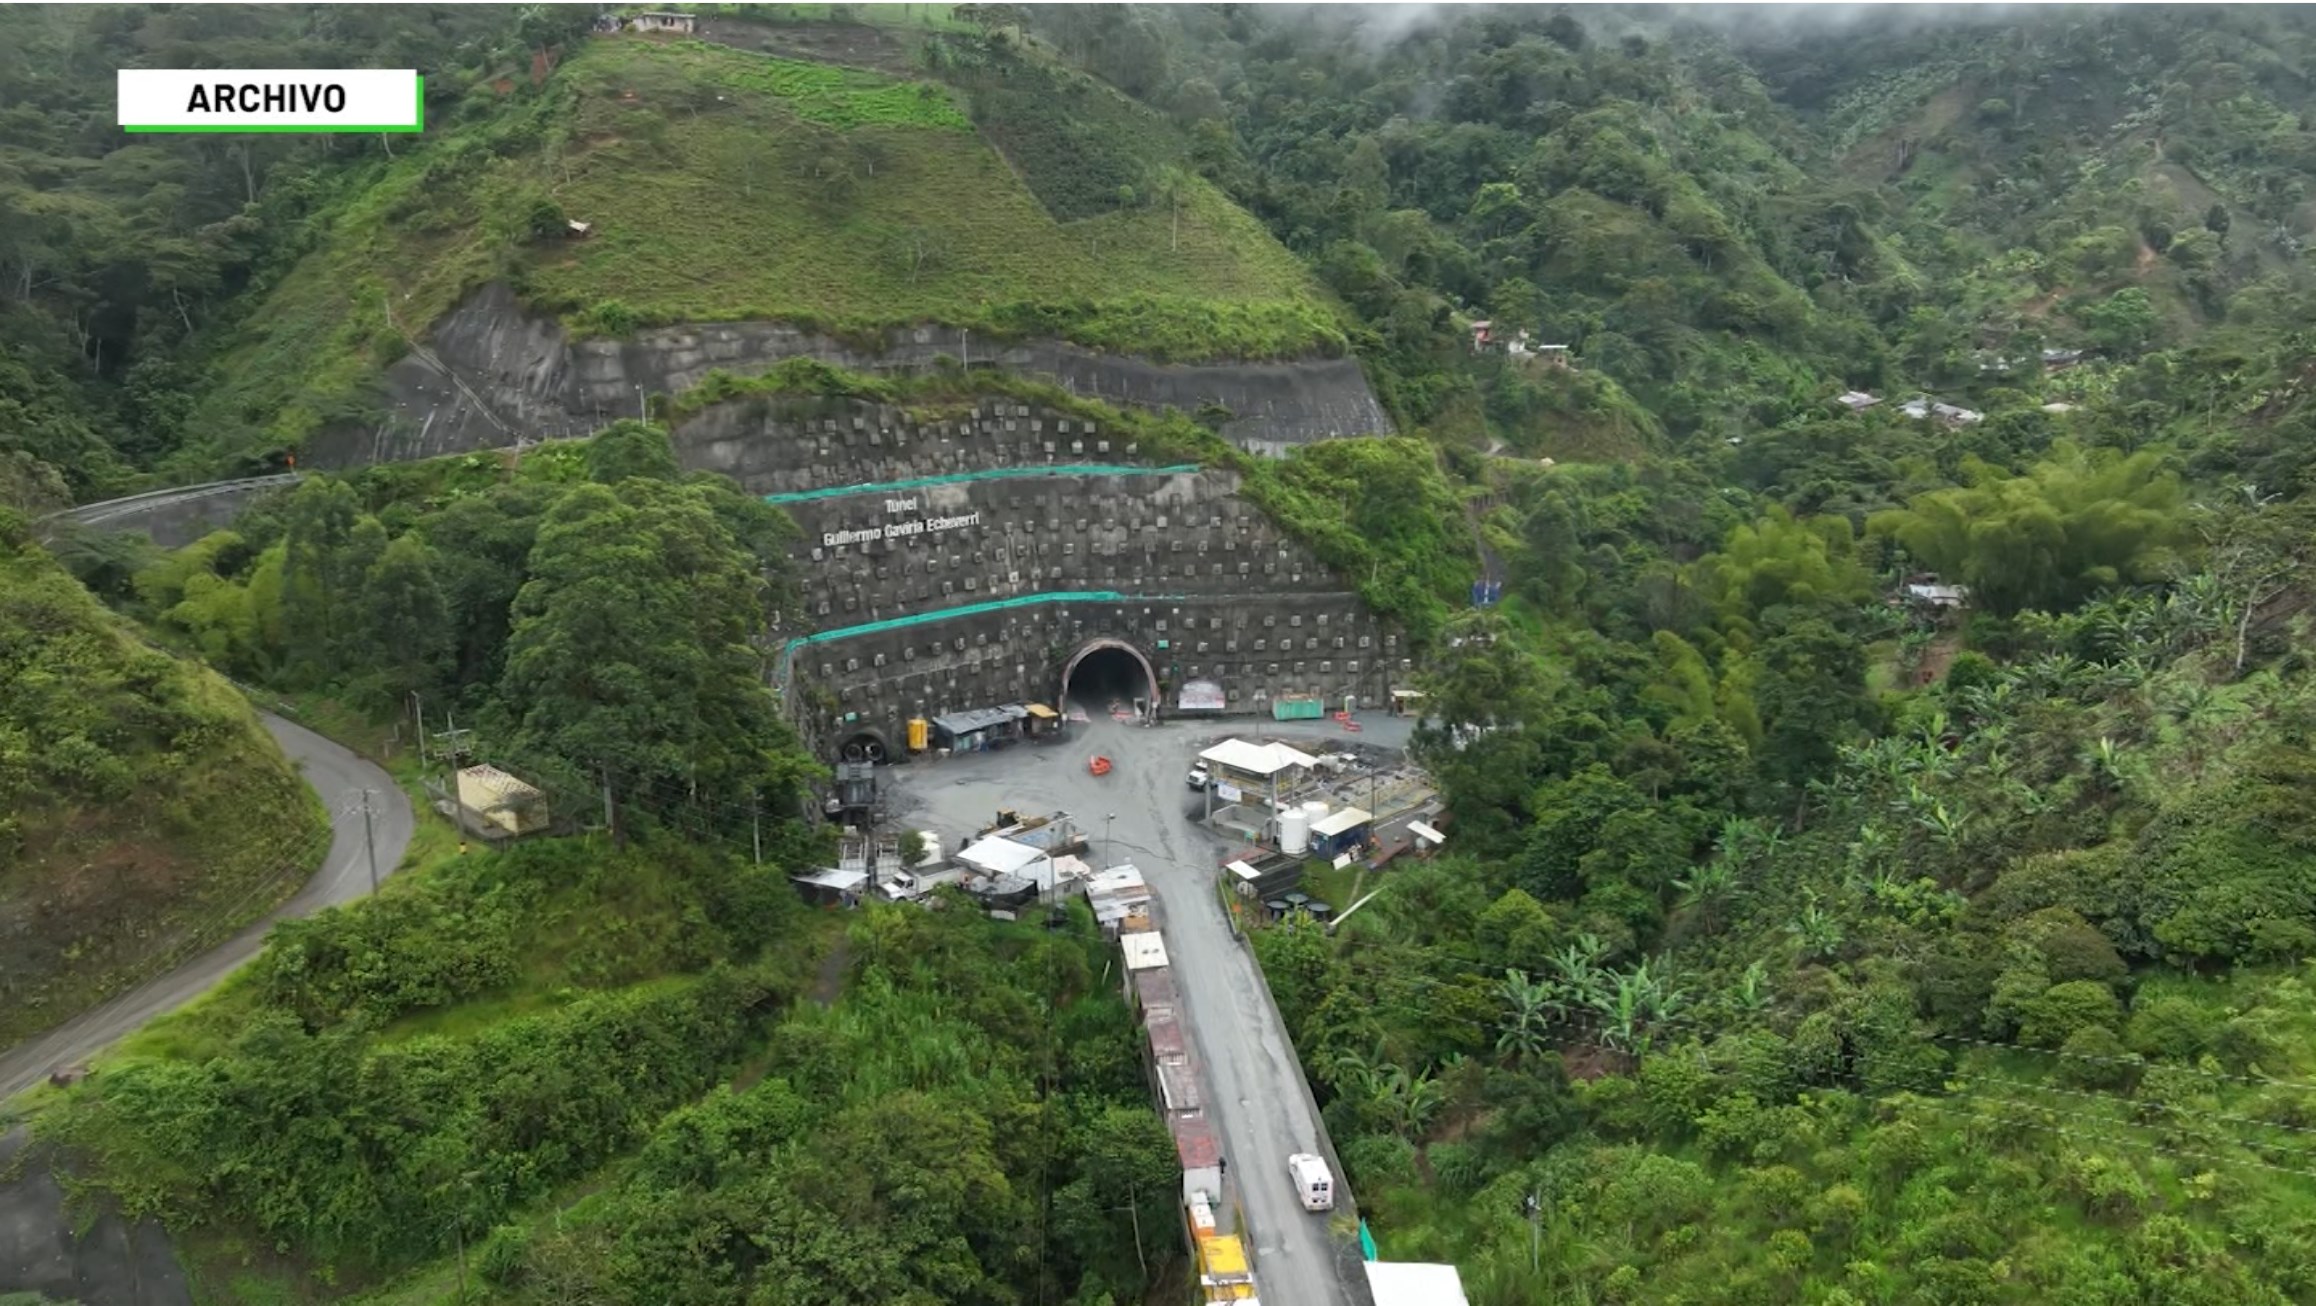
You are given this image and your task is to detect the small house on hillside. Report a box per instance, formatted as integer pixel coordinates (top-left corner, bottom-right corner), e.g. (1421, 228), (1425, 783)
(455, 765), (548, 838)
(627, 12), (697, 34)
(1899, 396), (1983, 427)
(1837, 390), (1882, 412)
(1896, 573), (1971, 612)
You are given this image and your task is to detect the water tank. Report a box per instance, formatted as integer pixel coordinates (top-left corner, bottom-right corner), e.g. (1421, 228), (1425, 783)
(1302, 800), (1330, 821)
(1279, 808), (1311, 856)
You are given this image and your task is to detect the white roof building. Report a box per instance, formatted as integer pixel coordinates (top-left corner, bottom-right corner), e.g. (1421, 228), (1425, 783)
(1199, 738), (1320, 779)
(1122, 932), (1170, 972)
(1366, 1261), (1471, 1305)
(1311, 807), (1374, 838)
(956, 835), (1045, 878)
(1087, 864), (1149, 900)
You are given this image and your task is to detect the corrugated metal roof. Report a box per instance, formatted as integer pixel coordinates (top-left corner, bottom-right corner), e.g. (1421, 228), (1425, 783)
(931, 704), (1028, 736)
(457, 764), (542, 801)
(1171, 1111), (1220, 1168)
(957, 836), (1044, 876)
(1155, 1057), (1202, 1112)
(1134, 968), (1178, 1011)
(1311, 807), (1373, 837)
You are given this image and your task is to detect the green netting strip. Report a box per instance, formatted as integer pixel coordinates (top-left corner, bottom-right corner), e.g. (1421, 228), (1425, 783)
(765, 463), (1199, 504)
(773, 589), (1185, 690)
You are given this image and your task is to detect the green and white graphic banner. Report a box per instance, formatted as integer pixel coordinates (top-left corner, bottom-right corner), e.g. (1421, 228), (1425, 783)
(118, 69), (422, 133)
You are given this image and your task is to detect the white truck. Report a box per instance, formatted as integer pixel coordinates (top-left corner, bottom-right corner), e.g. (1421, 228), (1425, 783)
(1288, 1152), (1335, 1212)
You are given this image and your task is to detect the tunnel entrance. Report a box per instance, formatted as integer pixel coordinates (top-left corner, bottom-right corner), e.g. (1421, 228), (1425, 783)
(835, 728), (891, 766)
(1060, 640), (1160, 719)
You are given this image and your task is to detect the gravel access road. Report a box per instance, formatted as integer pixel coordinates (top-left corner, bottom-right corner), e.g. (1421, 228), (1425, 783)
(884, 712), (1413, 1306)
(0, 713), (415, 1102)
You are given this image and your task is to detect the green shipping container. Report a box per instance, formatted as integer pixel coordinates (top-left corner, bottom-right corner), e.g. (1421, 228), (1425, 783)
(1272, 696), (1324, 720)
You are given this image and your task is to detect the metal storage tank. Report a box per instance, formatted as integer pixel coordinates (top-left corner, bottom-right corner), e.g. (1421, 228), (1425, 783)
(1280, 807), (1312, 856)
(1302, 800), (1330, 821)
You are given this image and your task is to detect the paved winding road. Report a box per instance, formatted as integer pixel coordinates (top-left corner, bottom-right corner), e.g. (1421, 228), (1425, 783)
(0, 714), (414, 1102)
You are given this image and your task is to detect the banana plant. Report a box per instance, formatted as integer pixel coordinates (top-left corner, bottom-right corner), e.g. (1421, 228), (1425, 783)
(1496, 969), (1558, 1066)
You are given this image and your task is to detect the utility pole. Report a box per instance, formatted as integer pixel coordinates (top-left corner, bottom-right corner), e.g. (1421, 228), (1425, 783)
(359, 789), (380, 894)
(600, 763), (618, 846)
(434, 712), (474, 766)
(1125, 1182), (1147, 1280)
(1525, 1192), (1541, 1274)
(411, 691), (427, 766)
(1105, 811), (1116, 868)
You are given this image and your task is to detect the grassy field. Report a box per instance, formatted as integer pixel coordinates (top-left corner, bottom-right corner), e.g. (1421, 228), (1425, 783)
(178, 32), (1337, 473)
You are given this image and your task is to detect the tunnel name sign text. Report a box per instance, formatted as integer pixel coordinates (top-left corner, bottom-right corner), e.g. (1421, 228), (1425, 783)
(822, 508), (984, 549)
(119, 70), (423, 133)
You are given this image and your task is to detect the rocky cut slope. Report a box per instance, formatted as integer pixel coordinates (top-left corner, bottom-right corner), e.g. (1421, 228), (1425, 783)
(184, 22), (1389, 477)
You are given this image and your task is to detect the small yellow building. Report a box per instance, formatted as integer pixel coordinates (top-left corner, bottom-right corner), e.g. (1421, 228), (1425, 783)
(456, 764), (549, 837)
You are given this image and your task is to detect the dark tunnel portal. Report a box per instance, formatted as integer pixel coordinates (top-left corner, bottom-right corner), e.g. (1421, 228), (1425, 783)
(1062, 642), (1160, 716)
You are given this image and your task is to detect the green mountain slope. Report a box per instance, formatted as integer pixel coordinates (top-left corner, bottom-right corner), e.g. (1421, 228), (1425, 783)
(181, 26), (1342, 472)
(0, 511), (326, 1045)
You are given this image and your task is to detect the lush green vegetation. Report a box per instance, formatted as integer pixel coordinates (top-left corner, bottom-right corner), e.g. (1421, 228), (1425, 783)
(0, 4), (586, 500)
(32, 830), (1176, 1303)
(28, 6), (2316, 1303)
(0, 510), (325, 1046)
(1071, 6), (2316, 459)
(1, 7), (1340, 494)
(122, 424), (818, 832)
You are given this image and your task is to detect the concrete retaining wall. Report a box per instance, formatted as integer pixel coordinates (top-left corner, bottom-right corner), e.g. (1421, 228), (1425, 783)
(792, 591), (1399, 760)
(41, 475), (300, 550)
(682, 394), (1403, 756)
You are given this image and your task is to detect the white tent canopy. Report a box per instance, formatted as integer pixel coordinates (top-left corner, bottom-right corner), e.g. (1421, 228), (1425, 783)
(1199, 738), (1319, 778)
